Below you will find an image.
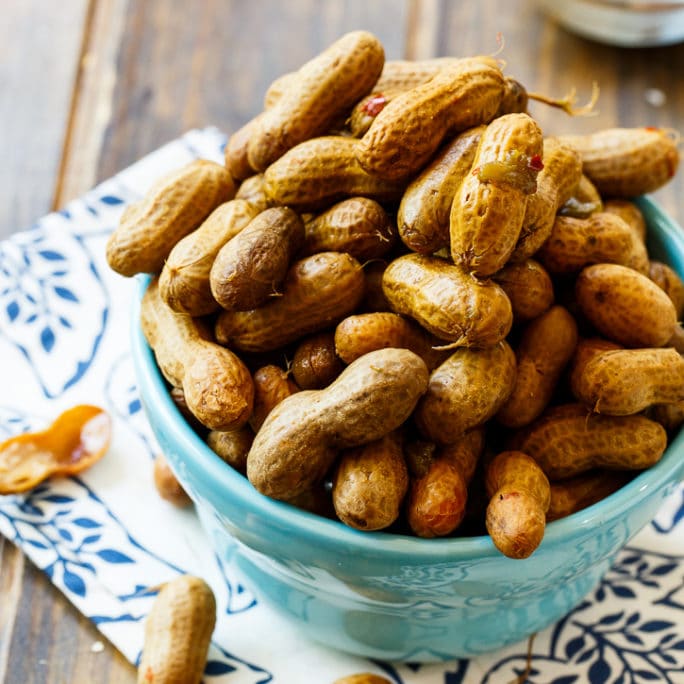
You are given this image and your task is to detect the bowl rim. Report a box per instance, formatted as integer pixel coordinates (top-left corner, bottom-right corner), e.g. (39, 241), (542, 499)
(131, 195), (684, 562)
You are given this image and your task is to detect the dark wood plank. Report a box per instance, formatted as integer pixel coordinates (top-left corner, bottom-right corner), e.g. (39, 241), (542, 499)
(0, 543), (136, 684)
(0, 0), (90, 237)
(97, 0), (413, 180)
(54, 0), (132, 207)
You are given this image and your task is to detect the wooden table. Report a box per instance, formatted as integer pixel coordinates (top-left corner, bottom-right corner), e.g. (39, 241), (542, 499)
(1, 1), (683, 681)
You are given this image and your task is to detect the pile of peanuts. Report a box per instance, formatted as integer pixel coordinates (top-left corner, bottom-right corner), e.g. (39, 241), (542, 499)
(106, 31), (683, 560)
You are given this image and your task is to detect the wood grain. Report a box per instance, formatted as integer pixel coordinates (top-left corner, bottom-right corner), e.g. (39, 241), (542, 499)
(1, 1), (683, 682)
(0, 0), (90, 238)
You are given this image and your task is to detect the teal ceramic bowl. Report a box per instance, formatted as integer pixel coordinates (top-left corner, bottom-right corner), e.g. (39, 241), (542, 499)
(131, 196), (684, 662)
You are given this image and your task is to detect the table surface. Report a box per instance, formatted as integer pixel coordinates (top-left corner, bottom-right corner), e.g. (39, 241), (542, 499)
(1, 1), (683, 681)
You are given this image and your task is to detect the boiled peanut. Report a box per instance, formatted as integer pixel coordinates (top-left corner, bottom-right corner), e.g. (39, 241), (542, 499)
(359, 261), (391, 313)
(246, 30), (385, 171)
(332, 431), (408, 531)
(572, 347), (684, 415)
(404, 439), (438, 478)
(537, 212), (649, 275)
(107, 160), (234, 277)
(559, 174), (603, 218)
(137, 575), (216, 684)
(209, 207), (304, 311)
(302, 197), (396, 260)
(492, 259), (554, 322)
(334, 312), (450, 371)
(234, 173), (274, 212)
(357, 59), (504, 180)
(575, 263), (677, 347)
(513, 404), (667, 479)
(547, 470), (632, 522)
(415, 341), (516, 444)
(511, 136), (582, 262)
(215, 252), (365, 352)
(398, 125), (485, 254)
(651, 401), (684, 434)
(247, 348), (428, 500)
(557, 126), (680, 197)
(141, 278), (253, 431)
(224, 115), (262, 181)
(450, 113), (544, 276)
(263, 136), (405, 211)
(349, 90), (405, 139)
(158, 199), (259, 315)
(604, 199), (647, 243)
(250, 364), (299, 432)
(497, 306), (578, 428)
(347, 57), (475, 136)
(169, 386), (206, 434)
(382, 253), (513, 347)
(291, 332), (344, 389)
(485, 451), (550, 559)
(407, 429), (484, 537)
(568, 337), (622, 400)
(333, 674), (392, 684)
(206, 425), (254, 473)
(495, 76), (530, 116)
(649, 260), (684, 318)
(153, 454), (192, 507)
(667, 324), (684, 353)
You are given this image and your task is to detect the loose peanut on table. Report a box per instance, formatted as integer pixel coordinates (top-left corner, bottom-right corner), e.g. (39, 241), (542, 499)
(153, 454), (192, 508)
(138, 575), (216, 684)
(111, 30), (683, 558)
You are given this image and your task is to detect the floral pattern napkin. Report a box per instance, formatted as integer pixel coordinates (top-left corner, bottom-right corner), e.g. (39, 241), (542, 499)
(1, 127), (683, 683)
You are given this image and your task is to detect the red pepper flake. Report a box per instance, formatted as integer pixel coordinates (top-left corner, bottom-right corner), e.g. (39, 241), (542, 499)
(361, 93), (387, 117)
(644, 126), (660, 132)
(528, 154), (544, 171)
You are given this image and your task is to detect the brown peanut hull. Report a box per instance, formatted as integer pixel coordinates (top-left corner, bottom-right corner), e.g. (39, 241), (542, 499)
(247, 30), (385, 171)
(558, 127), (680, 198)
(382, 253), (513, 347)
(210, 206), (305, 311)
(357, 60), (504, 181)
(159, 199), (259, 316)
(575, 263), (677, 348)
(514, 405), (667, 479)
(415, 342), (517, 444)
(398, 125), (485, 254)
(246, 348), (428, 500)
(332, 431), (408, 531)
(107, 160), (234, 277)
(215, 252), (365, 352)
(573, 347), (684, 415)
(141, 279), (254, 431)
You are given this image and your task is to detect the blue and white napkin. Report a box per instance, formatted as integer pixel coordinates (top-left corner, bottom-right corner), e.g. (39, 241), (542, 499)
(1, 127), (683, 683)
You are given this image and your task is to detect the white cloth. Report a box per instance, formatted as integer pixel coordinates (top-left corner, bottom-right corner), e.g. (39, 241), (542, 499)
(1, 128), (682, 683)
